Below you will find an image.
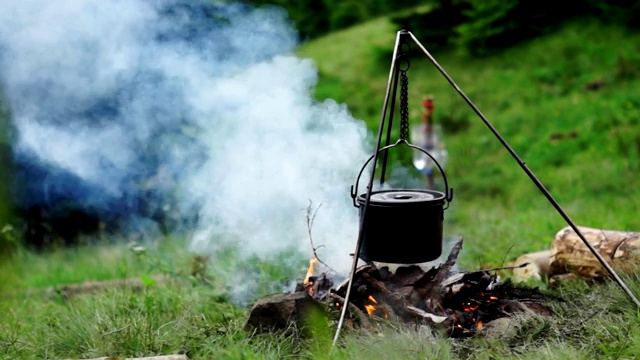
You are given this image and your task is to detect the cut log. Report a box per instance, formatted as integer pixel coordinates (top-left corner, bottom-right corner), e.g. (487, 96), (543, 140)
(549, 226), (640, 279)
(512, 250), (551, 282)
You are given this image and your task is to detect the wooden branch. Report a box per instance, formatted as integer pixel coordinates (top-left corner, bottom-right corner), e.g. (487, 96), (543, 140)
(305, 200), (336, 274)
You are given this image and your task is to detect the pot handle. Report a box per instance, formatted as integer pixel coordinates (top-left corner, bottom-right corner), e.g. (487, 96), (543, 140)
(350, 139), (454, 208)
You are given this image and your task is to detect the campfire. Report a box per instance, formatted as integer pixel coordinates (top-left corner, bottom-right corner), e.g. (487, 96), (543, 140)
(245, 238), (556, 337)
(243, 29), (576, 340)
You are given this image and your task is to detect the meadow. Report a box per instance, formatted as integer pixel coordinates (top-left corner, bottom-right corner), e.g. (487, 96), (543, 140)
(2, 14), (640, 360)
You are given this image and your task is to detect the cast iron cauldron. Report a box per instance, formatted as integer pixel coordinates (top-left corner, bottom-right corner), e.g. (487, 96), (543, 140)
(350, 140), (453, 264)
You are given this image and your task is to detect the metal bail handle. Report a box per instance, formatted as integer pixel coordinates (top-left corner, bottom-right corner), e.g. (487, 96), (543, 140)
(350, 139), (454, 208)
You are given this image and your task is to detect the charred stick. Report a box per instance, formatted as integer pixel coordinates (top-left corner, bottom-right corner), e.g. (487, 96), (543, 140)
(329, 292), (372, 330)
(378, 302), (399, 322)
(361, 272), (412, 318)
(412, 266), (439, 289)
(480, 263), (530, 272)
(435, 238), (463, 284)
(415, 238), (464, 300)
(335, 264), (373, 293)
(361, 272), (393, 294)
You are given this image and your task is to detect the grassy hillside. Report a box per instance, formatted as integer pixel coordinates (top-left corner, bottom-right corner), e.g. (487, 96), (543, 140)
(298, 16), (640, 267)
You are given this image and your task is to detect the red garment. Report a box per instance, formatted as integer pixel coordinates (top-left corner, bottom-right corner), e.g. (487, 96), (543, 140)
(423, 100), (434, 110)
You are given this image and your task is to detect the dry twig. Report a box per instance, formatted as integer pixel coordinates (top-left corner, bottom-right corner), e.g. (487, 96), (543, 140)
(305, 200), (336, 274)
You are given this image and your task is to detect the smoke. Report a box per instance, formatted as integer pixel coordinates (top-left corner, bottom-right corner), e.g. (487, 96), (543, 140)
(0, 0), (371, 281)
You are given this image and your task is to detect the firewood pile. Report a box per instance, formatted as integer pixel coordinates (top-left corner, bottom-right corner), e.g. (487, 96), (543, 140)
(245, 239), (556, 337)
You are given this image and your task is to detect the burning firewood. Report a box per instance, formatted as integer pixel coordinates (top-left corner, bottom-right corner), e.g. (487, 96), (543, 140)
(245, 237), (556, 338)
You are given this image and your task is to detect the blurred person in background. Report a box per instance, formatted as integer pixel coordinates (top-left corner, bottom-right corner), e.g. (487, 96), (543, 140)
(411, 94), (448, 189)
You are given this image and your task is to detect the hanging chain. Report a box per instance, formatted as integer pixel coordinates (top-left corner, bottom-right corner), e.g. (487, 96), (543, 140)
(399, 68), (409, 141)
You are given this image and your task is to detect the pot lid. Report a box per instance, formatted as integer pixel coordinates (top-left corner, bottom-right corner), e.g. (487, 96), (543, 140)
(358, 190), (445, 204)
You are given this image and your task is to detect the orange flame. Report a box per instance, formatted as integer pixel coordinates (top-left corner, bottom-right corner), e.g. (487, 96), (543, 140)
(462, 302), (478, 312)
(303, 258), (318, 297)
(477, 321), (483, 329)
(303, 258), (318, 286)
(364, 295), (380, 316)
(365, 304), (377, 315)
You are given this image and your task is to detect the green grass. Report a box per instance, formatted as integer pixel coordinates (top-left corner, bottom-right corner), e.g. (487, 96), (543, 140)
(0, 237), (190, 292)
(3, 241), (640, 359)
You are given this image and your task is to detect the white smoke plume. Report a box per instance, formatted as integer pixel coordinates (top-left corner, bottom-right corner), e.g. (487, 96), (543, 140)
(0, 0), (372, 290)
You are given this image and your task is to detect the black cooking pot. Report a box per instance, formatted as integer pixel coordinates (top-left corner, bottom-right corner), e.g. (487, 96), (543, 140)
(356, 189), (445, 263)
(351, 140), (453, 264)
